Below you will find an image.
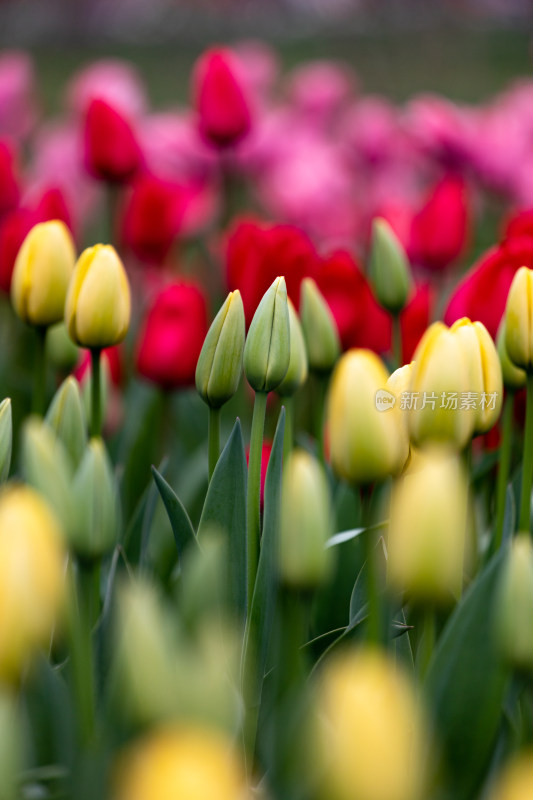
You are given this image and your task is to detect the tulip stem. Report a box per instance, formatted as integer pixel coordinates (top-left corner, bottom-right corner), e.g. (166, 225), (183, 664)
(32, 326), (47, 416)
(361, 487), (383, 645)
(90, 348), (102, 438)
(417, 605), (436, 680)
(208, 407), (221, 480)
(494, 392), (515, 549)
(71, 560), (100, 746)
(392, 313), (402, 369)
(519, 372), (533, 532)
(246, 391), (268, 616)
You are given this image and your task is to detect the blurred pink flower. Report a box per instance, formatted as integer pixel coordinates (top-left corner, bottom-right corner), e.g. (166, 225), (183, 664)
(404, 93), (477, 169)
(286, 60), (355, 130)
(65, 59), (147, 119)
(233, 40), (279, 109)
(0, 51), (37, 141)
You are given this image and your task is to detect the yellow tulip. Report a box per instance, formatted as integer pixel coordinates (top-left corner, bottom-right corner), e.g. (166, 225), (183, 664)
(11, 220), (76, 327)
(386, 362), (413, 473)
(314, 648), (428, 800)
(408, 321), (474, 449)
(497, 318), (526, 390)
(0, 485), (66, 683)
(450, 317), (502, 434)
(113, 726), (250, 800)
(387, 447), (468, 603)
(504, 266), (533, 370)
(326, 349), (404, 484)
(488, 751), (533, 800)
(65, 244), (130, 348)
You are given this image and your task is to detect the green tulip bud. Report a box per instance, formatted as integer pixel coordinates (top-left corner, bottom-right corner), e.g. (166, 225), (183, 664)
(368, 217), (412, 314)
(46, 322), (80, 373)
(496, 534), (533, 671)
(71, 438), (119, 560)
(45, 377), (87, 469)
(244, 276), (290, 393)
(196, 290), (245, 408)
(280, 449), (333, 588)
(0, 400), (12, 484)
(497, 319), (526, 391)
(277, 298), (308, 397)
(21, 417), (74, 532)
(300, 277), (340, 372)
(0, 690), (23, 800)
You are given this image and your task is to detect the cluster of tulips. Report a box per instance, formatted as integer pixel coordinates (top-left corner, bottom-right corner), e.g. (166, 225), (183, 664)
(3, 40), (533, 800)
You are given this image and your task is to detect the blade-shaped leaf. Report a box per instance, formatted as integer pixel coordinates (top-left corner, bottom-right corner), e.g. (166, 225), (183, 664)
(151, 466), (198, 562)
(197, 419), (247, 619)
(424, 549), (509, 800)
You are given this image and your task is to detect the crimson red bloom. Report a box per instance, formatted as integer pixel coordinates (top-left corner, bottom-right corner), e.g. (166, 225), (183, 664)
(136, 282), (208, 389)
(33, 186), (73, 232)
(0, 141), (20, 220)
(444, 235), (533, 338)
(192, 48), (252, 147)
(84, 98), (142, 183)
(122, 174), (185, 265)
(226, 218), (318, 324)
(409, 174), (470, 271)
(0, 208), (33, 293)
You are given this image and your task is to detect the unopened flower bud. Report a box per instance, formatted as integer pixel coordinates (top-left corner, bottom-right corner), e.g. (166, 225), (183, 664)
(71, 437), (119, 560)
(496, 534), (533, 671)
(368, 217), (412, 314)
(11, 220), (76, 327)
(65, 244), (131, 348)
(45, 377), (87, 469)
(497, 319), (526, 391)
(300, 277), (340, 372)
(386, 363), (413, 474)
(46, 322), (80, 372)
(196, 290), (245, 408)
(504, 266), (533, 370)
(277, 298), (308, 397)
(244, 276), (290, 393)
(280, 450), (333, 588)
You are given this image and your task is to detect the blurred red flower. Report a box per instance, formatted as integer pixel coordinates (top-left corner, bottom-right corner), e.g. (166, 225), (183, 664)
(84, 98), (142, 183)
(122, 174), (185, 265)
(32, 186), (73, 233)
(0, 140), (20, 220)
(74, 346), (123, 386)
(409, 174), (470, 271)
(226, 217), (318, 324)
(192, 48), (252, 148)
(136, 282), (208, 390)
(0, 208), (33, 293)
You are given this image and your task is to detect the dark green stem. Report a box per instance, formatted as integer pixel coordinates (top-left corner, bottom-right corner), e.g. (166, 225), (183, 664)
(71, 559), (101, 746)
(90, 348), (102, 438)
(392, 313), (403, 369)
(519, 372), (533, 532)
(208, 406), (221, 481)
(417, 605), (436, 680)
(246, 391), (268, 615)
(361, 487), (383, 645)
(32, 326), (48, 416)
(494, 392), (515, 550)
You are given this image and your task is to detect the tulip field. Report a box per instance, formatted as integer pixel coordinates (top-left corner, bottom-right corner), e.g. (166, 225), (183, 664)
(3, 31), (533, 800)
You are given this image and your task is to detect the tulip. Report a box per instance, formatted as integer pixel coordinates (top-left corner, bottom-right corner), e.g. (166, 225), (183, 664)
(496, 534), (533, 670)
(408, 321), (474, 449)
(388, 448), (468, 603)
(46, 322), (80, 373)
(0, 690), (22, 800)
(84, 97), (141, 183)
(11, 220), (76, 328)
(0, 208), (34, 293)
(192, 48), (252, 147)
(497, 319), (526, 391)
(65, 244), (131, 349)
(45, 377), (87, 469)
(71, 438), (119, 560)
(488, 751), (533, 800)
(0, 485), (66, 683)
(326, 349), (404, 485)
(32, 185), (73, 232)
(409, 174), (469, 271)
(314, 648), (428, 800)
(122, 174), (185, 265)
(0, 140), (19, 220)
(386, 363), (413, 474)
(300, 277), (340, 373)
(244, 276), (290, 394)
(136, 282), (208, 390)
(368, 217), (412, 315)
(279, 449), (333, 589)
(450, 317), (503, 435)
(277, 297), (308, 398)
(113, 726), (250, 800)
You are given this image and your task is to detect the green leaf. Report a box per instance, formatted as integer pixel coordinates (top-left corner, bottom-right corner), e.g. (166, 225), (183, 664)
(243, 407), (285, 706)
(424, 550), (509, 800)
(197, 419), (247, 619)
(151, 467), (198, 562)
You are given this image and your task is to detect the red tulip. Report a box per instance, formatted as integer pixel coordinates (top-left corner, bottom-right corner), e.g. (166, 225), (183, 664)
(409, 174), (470, 271)
(0, 208), (33, 293)
(192, 48), (252, 147)
(226, 217), (318, 324)
(444, 235), (533, 338)
(84, 97), (142, 183)
(122, 174), (185, 265)
(503, 208), (533, 240)
(136, 282), (208, 389)
(0, 140), (19, 220)
(32, 186), (73, 232)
